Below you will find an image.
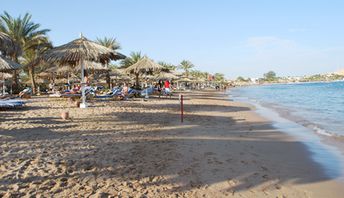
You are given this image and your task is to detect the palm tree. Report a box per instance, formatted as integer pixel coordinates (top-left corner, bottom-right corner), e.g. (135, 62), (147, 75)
(190, 70), (205, 79)
(214, 73), (225, 82)
(178, 60), (194, 77)
(120, 52), (143, 68)
(21, 42), (52, 93)
(0, 11), (50, 92)
(96, 37), (121, 50)
(96, 37), (121, 88)
(158, 61), (177, 72)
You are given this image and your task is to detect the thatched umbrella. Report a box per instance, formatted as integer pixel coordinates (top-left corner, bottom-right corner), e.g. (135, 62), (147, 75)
(0, 56), (21, 72)
(0, 73), (12, 79)
(125, 57), (163, 89)
(177, 77), (192, 82)
(37, 71), (52, 78)
(41, 35), (125, 108)
(0, 32), (21, 56)
(46, 65), (74, 74)
(154, 71), (178, 80)
(0, 56), (21, 95)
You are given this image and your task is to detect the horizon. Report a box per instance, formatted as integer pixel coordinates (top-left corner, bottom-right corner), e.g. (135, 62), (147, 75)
(2, 0), (344, 79)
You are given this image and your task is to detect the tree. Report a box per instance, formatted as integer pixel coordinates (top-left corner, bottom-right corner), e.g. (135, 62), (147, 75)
(236, 76), (251, 82)
(214, 73), (225, 82)
(96, 37), (121, 50)
(157, 61), (177, 72)
(236, 76), (247, 82)
(263, 71), (277, 81)
(178, 60), (194, 77)
(120, 52), (143, 68)
(21, 42), (52, 93)
(0, 11), (50, 93)
(96, 37), (121, 88)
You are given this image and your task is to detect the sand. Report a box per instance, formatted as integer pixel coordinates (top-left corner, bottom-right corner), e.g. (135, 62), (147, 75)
(0, 90), (343, 197)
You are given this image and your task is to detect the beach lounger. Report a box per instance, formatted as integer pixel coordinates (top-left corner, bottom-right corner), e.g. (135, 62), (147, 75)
(61, 87), (95, 98)
(158, 88), (172, 98)
(127, 88), (140, 98)
(0, 99), (25, 109)
(95, 87), (122, 99)
(140, 87), (155, 97)
(19, 87), (32, 98)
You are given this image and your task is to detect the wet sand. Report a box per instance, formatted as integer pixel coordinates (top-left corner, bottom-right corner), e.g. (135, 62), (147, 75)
(0, 90), (343, 197)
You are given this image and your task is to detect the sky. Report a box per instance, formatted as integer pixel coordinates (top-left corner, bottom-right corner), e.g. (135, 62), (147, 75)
(2, 0), (344, 79)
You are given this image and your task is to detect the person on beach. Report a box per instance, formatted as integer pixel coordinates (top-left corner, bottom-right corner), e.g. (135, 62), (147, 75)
(158, 80), (163, 90)
(19, 85), (32, 98)
(121, 83), (129, 100)
(154, 82), (161, 94)
(164, 80), (171, 95)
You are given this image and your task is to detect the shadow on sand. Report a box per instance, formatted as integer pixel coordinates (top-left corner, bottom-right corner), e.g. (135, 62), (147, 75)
(0, 92), (338, 196)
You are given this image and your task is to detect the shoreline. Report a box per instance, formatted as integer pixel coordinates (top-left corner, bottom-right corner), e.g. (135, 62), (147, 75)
(229, 86), (344, 175)
(0, 90), (343, 197)
(232, 95), (344, 179)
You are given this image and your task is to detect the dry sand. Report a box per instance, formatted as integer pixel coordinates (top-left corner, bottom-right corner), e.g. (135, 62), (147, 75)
(0, 90), (343, 197)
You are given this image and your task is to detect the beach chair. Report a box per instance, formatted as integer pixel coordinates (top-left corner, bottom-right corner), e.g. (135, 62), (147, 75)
(161, 88), (172, 98)
(0, 99), (25, 109)
(95, 87), (123, 99)
(127, 88), (140, 98)
(140, 86), (155, 97)
(19, 87), (32, 99)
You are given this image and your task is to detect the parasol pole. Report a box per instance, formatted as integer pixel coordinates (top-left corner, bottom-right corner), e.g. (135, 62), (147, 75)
(79, 33), (87, 108)
(80, 58), (87, 108)
(2, 74), (5, 95)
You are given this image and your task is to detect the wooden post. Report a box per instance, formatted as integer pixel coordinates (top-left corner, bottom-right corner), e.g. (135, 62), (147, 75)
(180, 94), (184, 123)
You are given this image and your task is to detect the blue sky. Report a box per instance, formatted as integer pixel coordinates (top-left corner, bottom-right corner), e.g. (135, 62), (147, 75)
(2, 0), (344, 79)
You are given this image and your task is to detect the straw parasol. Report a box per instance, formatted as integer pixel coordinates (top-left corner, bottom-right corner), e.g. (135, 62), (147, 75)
(154, 71), (178, 80)
(42, 36), (125, 66)
(0, 32), (21, 56)
(0, 72), (12, 79)
(0, 55), (21, 95)
(41, 34), (125, 108)
(0, 56), (21, 72)
(46, 65), (74, 74)
(125, 57), (163, 88)
(177, 77), (192, 82)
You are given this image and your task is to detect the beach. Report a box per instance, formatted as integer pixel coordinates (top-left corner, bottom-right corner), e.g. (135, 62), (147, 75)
(0, 90), (343, 197)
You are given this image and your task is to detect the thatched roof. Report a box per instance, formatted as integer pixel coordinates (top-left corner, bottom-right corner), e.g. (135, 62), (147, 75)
(37, 71), (52, 78)
(0, 56), (21, 72)
(177, 77), (192, 82)
(85, 61), (109, 71)
(125, 57), (163, 74)
(0, 32), (21, 56)
(46, 65), (73, 73)
(0, 72), (12, 79)
(154, 71), (179, 80)
(170, 70), (183, 76)
(46, 61), (109, 74)
(41, 36), (126, 66)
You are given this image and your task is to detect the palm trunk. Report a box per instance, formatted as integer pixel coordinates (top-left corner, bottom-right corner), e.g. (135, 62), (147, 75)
(135, 73), (139, 89)
(11, 55), (19, 93)
(106, 71), (111, 89)
(28, 66), (36, 94)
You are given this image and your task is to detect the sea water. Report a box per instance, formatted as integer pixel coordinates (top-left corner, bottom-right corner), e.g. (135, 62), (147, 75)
(229, 81), (344, 178)
(230, 81), (344, 137)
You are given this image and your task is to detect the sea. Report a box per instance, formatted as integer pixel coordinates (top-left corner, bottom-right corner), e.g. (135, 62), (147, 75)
(229, 81), (344, 178)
